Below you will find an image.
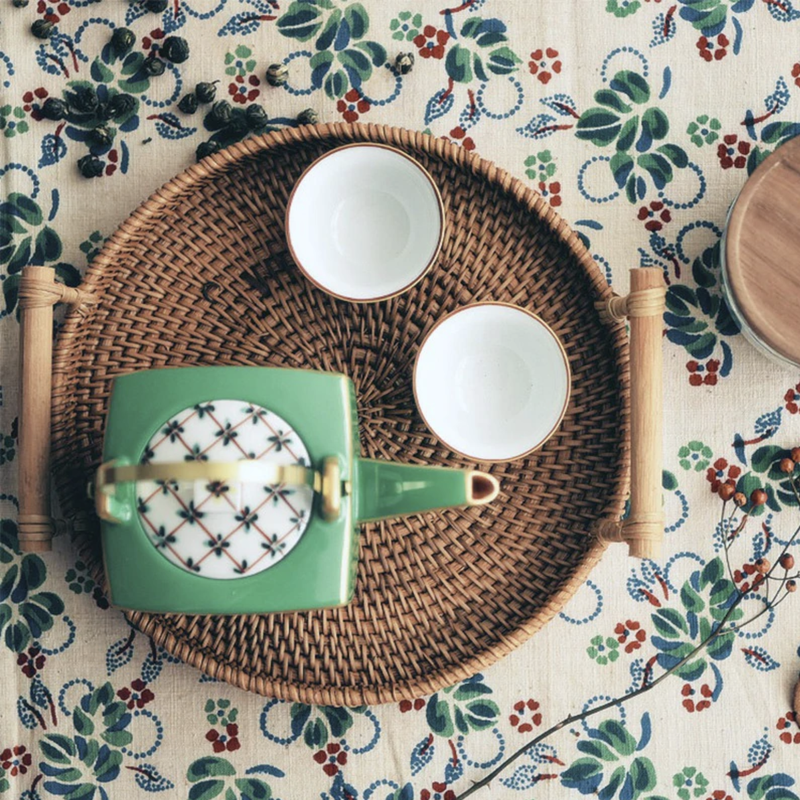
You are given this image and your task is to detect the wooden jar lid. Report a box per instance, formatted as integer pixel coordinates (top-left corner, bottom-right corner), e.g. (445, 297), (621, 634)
(725, 136), (800, 366)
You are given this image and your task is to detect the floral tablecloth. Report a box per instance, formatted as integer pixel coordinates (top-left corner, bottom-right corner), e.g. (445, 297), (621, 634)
(3, 1), (800, 799)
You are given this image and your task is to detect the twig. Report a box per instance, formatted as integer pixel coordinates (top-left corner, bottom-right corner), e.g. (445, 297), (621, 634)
(455, 477), (800, 800)
(454, 595), (744, 800)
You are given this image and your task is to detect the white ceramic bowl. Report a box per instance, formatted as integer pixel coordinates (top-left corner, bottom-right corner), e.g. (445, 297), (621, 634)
(286, 144), (444, 302)
(414, 303), (570, 462)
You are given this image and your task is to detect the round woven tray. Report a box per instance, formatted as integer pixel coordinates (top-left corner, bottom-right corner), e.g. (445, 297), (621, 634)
(50, 123), (629, 706)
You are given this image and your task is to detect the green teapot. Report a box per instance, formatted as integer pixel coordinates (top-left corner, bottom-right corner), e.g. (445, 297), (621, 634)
(95, 366), (499, 614)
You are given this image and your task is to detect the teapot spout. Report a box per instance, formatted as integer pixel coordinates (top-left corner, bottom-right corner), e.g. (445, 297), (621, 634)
(354, 458), (499, 524)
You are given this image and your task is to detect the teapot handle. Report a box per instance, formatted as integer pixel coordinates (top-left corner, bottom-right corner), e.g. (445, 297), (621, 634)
(94, 458), (343, 524)
(17, 267), (95, 553)
(594, 268), (666, 560)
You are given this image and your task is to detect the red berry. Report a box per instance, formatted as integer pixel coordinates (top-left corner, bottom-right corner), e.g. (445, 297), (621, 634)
(751, 489), (768, 507)
(780, 554), (795, 570)
(780, 458), (796, 474)
(719, 483), (735, 501)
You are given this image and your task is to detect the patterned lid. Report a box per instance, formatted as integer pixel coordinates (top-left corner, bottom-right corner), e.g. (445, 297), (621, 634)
(135, 400), (313, 580)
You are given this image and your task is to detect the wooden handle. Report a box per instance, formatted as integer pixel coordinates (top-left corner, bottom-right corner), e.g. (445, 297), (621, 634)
(596, 268), (666, 559)
(18, 267), (90, 553)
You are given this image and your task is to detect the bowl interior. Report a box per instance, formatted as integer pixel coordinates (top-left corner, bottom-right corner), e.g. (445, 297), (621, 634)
(286, 145), (443, 301)
(414, 304), (570, 461)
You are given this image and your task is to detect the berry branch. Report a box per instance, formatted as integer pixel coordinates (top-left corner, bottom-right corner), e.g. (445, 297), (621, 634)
(454, 459), (800, 800)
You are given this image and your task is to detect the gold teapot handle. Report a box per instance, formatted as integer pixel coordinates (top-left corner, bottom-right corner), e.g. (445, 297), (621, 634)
(95, 457), (344, 524)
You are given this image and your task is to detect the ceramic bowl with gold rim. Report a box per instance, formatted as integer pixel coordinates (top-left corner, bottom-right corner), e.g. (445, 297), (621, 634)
(414, 303), (571, 462)
(286, 143), (444, 303)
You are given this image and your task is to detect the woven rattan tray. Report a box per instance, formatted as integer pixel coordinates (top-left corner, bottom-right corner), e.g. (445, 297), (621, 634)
(39, 123), (637, 705)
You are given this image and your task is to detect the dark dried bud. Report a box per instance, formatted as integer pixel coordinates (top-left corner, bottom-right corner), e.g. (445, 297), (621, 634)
(296, 108), (319, 125)
(395, 52), (415, 75)
(225, 114), (249, 140)
(205, 100), (232, 130)
(143, 0), (168, 11)
(196, 140), (221, 161)
(246, 104), (268, 130)
(111, 27), (135, 57)
(31, 19), (55, 39)
(178, 93), (199, 114)
(265, 63), (288, 87)
(69, 85), (98, 114)
(144, 57), (166, 77)
(160, 36), (189, 64)
(108, 93), (136, 119)
(12, 0), (30, 8)
(95, 102), (113, 121)
(41, 97), (67, 121)
(195, 81), (218, 103)
(77, 154), (104, 178)
(88, 124), (114, 148)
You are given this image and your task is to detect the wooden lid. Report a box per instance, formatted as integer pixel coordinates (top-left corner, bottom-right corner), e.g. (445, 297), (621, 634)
(725, 135), (800, 365)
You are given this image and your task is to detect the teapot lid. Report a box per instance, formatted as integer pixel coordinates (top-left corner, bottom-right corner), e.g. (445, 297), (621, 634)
(136, 399), (313, 579)
(724, 136), (800, 366)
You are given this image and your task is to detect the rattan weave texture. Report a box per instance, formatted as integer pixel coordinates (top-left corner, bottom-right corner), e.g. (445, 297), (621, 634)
(50, 123), (630, 706)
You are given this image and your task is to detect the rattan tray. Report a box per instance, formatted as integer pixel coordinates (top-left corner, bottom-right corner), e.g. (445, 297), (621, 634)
(43, 123), (634, 705)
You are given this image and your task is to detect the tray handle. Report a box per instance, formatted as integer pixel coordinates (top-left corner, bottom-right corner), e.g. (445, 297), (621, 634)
(18, 266), (94, 553)
(595, 267), (666, 560)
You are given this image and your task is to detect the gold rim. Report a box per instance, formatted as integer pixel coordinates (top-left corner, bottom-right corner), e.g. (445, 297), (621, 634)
(413, 302), (572, 463)
(285, 142), (446, 304)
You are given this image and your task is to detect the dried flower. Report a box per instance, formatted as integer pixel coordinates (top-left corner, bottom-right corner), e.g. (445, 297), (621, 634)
(246, 104), (268, 130)
(77, 155), (104, 178)
(108, 93), (136, 119)
(265, 63), (288, 87)
(111, 27), (135, 58)
(41, 97), (67, 120)
(297, 108), (319, 125)
(755, 558), (771, 574)
(31, 19), (54, 39)
(68, 86), (98, 115)
(205, 100), (232, 130)
(178, 94), (199, 114)
(89, 124), (114, 148)
(734, 492), (747, 507)
(750, 489), (768, 507)
(226, 114), (249, 139)
(145, 57), (166, 77)
(196, 140), (221, 161)
(195, 81), (219, 103)
(96, 102), (115, 121)
(161, 36), (190, 64)
(788, 580), (798, 593)
(143, 0), (168, 11)
(395, 52), (415, 74)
